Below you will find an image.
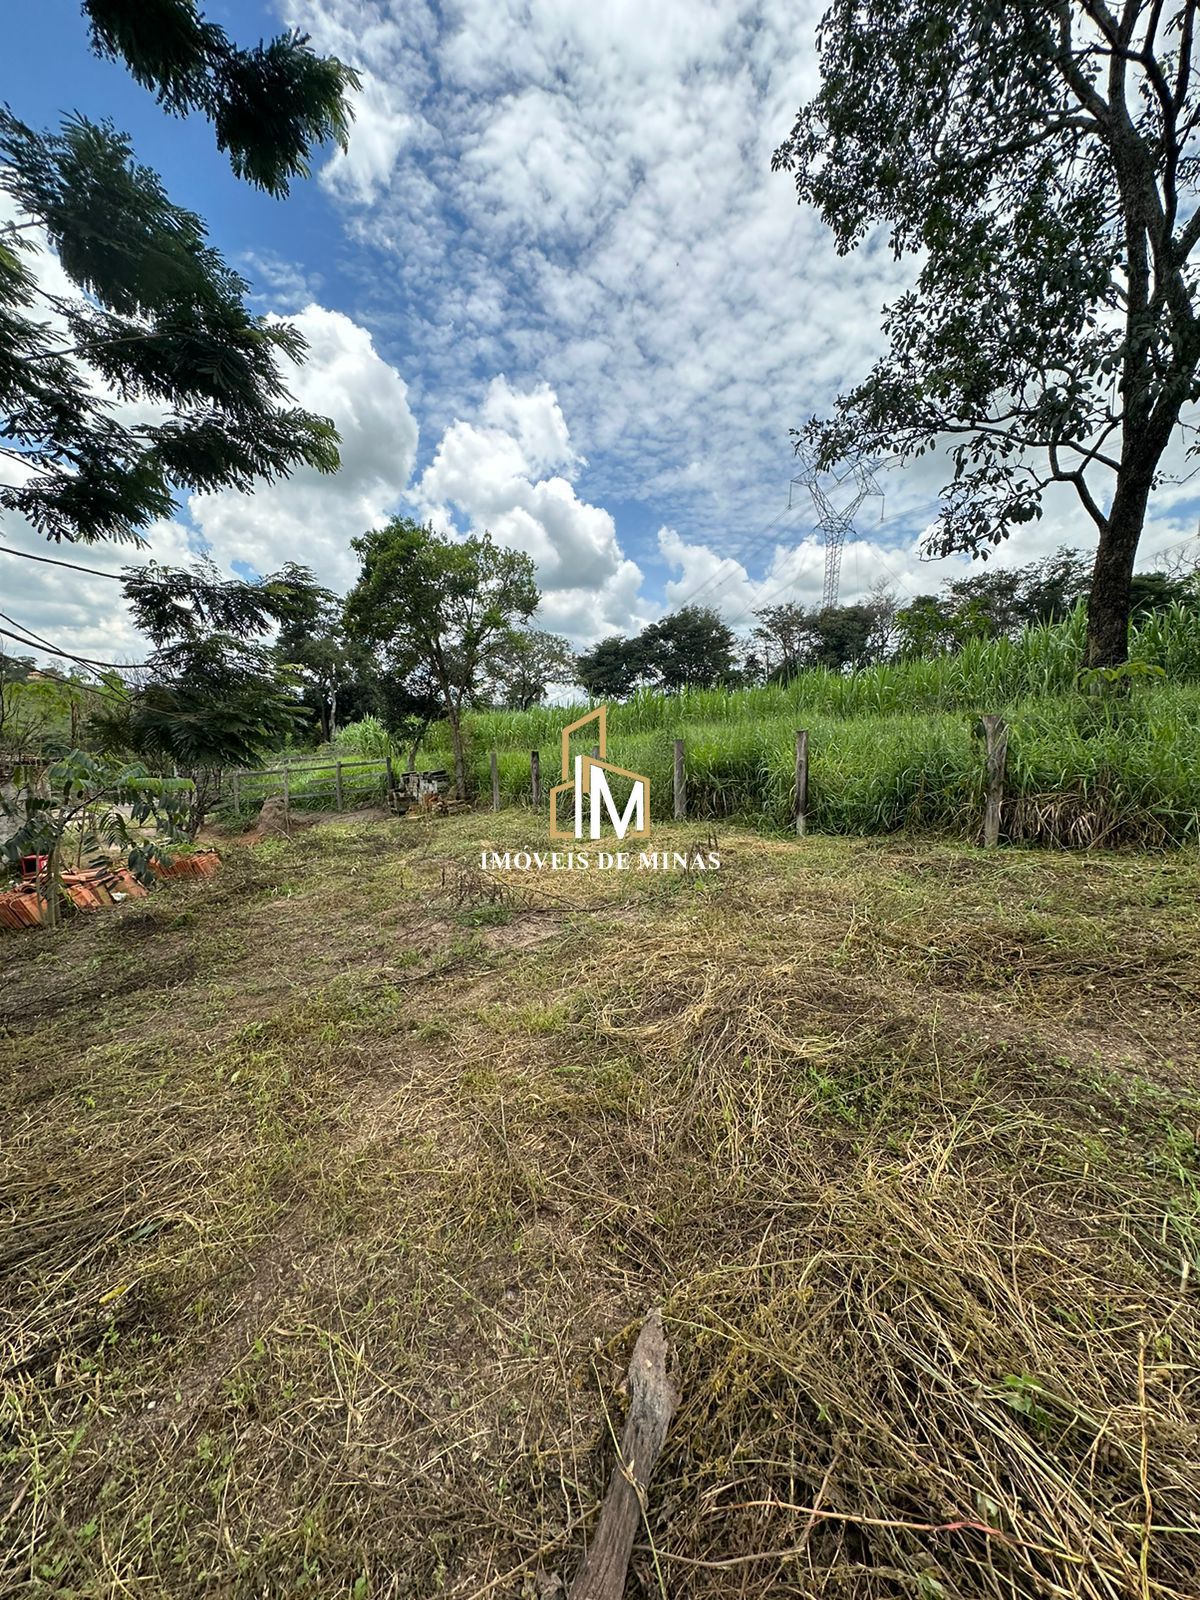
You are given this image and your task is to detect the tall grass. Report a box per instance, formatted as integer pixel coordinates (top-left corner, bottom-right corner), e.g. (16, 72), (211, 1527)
(441, 603), (1200, 750)
(421, 606), (1200, 845)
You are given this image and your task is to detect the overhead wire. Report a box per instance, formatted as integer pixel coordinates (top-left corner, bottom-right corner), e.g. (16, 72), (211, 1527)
(0, 606), (146, 670)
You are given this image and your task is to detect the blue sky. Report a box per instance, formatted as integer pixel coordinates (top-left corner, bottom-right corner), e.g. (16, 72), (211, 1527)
(5, 0), (1200, 664)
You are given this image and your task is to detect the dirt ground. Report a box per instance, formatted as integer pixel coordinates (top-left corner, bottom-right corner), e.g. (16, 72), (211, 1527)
(2, 812), (1200, 1598)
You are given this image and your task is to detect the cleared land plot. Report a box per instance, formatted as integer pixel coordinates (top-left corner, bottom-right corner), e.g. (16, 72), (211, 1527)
(2, 816), (1200, 1598)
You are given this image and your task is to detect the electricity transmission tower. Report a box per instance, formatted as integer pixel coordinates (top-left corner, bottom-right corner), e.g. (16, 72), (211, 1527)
(790, 452), (884, 609)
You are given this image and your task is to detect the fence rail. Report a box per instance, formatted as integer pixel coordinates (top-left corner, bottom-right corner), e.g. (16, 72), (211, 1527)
(228, 756), (392, 814)
(491, 719), (1011, 845)
(227, 720), (1015, 845)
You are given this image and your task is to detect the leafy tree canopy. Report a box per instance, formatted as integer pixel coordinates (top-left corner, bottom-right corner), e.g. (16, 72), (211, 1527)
(575, 635), (646, 701)
(345, 520), (539, 797)
(275, 590), (383, 744)
(638, 606), (739, 691)
(83, 0), (357, 196)
(94, 560), (323, 770)
(486, 628), (575, 710)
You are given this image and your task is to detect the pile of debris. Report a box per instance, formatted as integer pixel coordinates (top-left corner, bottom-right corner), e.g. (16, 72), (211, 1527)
(0, 850), (220, 930)
(387, 768), (470, 817)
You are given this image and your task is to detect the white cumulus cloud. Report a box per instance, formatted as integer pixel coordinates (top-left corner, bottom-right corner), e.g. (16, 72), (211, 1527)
(414, 377), (651, 644)
(184, 304), (418, 592)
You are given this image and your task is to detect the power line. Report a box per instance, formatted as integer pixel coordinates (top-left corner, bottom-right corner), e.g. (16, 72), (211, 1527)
(662, 501), (805, 617)
(0, 543), (129, 582)
(791, 451), (885, 608)
(0, 610), (145, 671)
(720, 493), (946, 636)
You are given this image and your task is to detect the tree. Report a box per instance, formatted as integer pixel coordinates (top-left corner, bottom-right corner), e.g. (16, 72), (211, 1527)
(1019, 547), (1093, 624)
(1129, 566), (1200, 614)
(637, 606), (738, 690)
(753, 602), (810, 680)
(803, 604), (880, 671)
(81, 1), (356, 196)
(89, 560), (322, 832)
(755, 591), (897, 676)
(275, 590), (381, 743)
(376, 669), (444, 773)
(1, 2), (356, 576)
(575, 636), (646, 700)
(486, 629), (574, 710)
(943, 569), (1029, 640)
(345, 521), (538, 799)
(894, 594), (974, 660)
(775, 1), (1200, 669)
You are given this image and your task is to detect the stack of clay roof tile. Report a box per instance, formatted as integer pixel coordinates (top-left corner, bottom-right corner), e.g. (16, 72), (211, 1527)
(0, 848), (219, 930)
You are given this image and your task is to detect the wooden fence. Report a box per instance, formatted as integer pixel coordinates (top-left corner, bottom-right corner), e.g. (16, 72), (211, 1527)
(493, 716), (1011, 845)
(228, 756), (392, 814)
(231, 717), (1013, 844)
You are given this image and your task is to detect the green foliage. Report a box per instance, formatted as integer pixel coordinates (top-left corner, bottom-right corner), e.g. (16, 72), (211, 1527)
(83, 1), (360, 196)
(436, 605), (1200, 843)
(576, 634), (644, 700)
(639, 605), (738, 689)
(274, 590), (382, 743)
(755, 592), (897, 677)
(345, 519), (538, 795)
(485, 628), (574, 710)
(0, 4), (355, 551)
(576, 605), (739, 698)
(91, 561), (323, 773)
(1, 666), (113, 764)
(332, 717), (395, 760)
(2, 750), (192, 899)
(774, 1), (1200, 666)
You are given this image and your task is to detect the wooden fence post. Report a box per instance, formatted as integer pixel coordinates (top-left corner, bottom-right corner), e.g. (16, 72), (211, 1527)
(981, 714), (1008, 847)
(491, 749), (500, 812)
(794, 729), (809, 837)
(334, 761), (344, 810)
(282, 765), (290, 820)
(531, 750), (541, 809)
(231, 771), (240, 815)
(384, 755), (395, 804)
(673, 738), (686, 821)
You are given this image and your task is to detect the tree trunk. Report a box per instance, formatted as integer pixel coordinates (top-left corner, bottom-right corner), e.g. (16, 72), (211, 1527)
(1085, 469), (1154, 670)
(448, 709), (466, 800)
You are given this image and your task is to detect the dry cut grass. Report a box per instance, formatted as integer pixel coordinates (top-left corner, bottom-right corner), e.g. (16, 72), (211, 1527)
(1, 814), (1199, 1598)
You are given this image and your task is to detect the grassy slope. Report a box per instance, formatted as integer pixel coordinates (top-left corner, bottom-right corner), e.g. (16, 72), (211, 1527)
(3, 816), (1200, 1597)
(421, 608), (1200, 842)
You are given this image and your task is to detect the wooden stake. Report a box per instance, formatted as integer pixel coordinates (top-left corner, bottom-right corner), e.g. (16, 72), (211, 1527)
(531, 749), (541, 809)
(794, 729), (809, 837)
(231, 771), (240, 815)
(491, 749), (500, 812)
(981, 714), (1008, 847)
(673, 738), (686, 821)
(282, 765), (290, 822)
(568, 1310), (678, 1600)
(334, 760), (344, 811)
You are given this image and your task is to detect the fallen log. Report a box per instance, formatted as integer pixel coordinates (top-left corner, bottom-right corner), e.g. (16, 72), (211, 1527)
(569, 1309), (678, 1600)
